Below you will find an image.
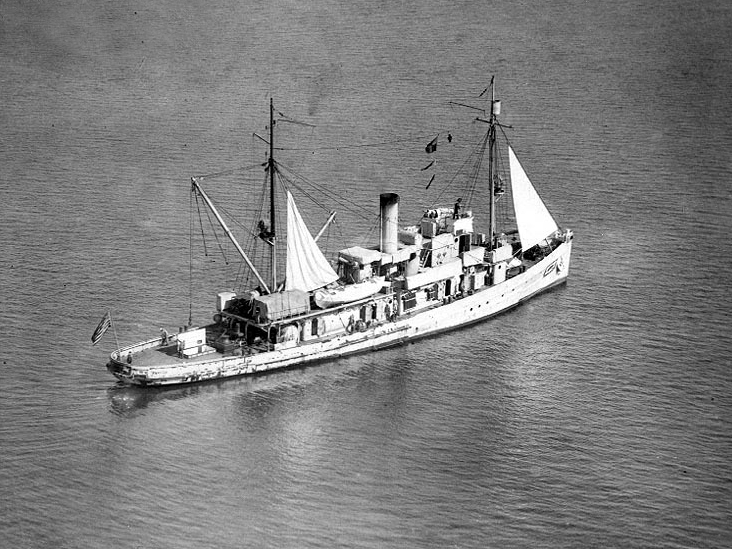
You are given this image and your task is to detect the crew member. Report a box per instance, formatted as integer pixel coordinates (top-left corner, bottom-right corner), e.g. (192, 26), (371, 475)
(453, 198), (462, 219)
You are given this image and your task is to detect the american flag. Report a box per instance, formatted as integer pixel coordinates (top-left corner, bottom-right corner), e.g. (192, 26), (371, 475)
(91, 311), (112, 346)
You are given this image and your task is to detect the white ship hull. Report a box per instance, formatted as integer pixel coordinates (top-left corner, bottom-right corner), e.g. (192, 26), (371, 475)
(107, 241), (571, 386)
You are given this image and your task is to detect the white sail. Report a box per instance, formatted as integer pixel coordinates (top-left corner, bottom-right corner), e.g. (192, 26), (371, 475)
(285, 190), (339, 292)
(509, 145), (559, 251)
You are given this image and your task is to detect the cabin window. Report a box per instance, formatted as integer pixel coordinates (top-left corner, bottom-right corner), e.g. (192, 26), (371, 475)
(311, 318), (318, 336)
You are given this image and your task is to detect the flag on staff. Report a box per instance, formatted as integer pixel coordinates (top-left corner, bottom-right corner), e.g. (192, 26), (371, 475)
(91, 311), (112, 346)
(425, 136), (438, 154)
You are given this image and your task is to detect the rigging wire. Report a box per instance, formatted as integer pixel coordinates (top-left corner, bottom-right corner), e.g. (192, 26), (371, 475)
(427, 130), (491, 211)
(273, 133), (435, 152)
(188, 185), (194, 326)
(192, 160), (274, 285)
(194, 163), (263, 180)
(202, 198), (229, 264)
(274, 160), (374, 222)
(274, 161), (383, 255)
(237, 170), (271, 291)
(194, 192), (210, 256)
(494, 130), (510, 229)
(464, 131), (490, 211)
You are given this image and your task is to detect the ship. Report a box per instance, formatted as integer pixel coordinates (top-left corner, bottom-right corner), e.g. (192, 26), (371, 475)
(106, 81), (574, 386)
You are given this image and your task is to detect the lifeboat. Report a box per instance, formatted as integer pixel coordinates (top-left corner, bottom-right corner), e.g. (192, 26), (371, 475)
(314, 277), (385, 309)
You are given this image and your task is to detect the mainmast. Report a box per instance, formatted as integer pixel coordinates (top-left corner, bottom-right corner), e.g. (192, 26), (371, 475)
(268, 98), (277, 292)
(473, 77), (501, 251)
(487, 77), (499, 250)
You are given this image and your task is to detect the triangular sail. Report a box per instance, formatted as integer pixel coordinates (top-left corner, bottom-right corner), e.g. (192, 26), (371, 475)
(509, 145), (558, 251)
(285, 190), (339, 292)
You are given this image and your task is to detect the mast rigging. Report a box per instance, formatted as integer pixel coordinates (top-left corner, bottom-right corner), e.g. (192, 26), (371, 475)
(190, 176), (271, 294)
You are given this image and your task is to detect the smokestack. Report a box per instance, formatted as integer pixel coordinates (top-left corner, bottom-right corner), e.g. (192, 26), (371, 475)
(380, 193), (399, 254)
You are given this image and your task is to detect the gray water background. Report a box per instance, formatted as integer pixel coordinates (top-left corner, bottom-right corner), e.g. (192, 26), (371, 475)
(1, 0), (731, 547)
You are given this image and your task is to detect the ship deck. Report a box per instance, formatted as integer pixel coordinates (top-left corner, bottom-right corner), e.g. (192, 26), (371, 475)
(122, 344), (196, 368)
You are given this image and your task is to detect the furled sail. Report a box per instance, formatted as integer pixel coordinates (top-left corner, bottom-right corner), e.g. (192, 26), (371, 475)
(509, 146), (558, 251)
(285, 190), (339, 292)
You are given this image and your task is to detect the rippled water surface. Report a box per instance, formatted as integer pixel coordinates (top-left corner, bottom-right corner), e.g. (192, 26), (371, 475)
(1, 0), (731, 547)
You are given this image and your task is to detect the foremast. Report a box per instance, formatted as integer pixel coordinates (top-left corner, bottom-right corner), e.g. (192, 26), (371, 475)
(189, 100), (280, 295)
(268, 98), (277, 292)
(191, 99), (335, 299)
